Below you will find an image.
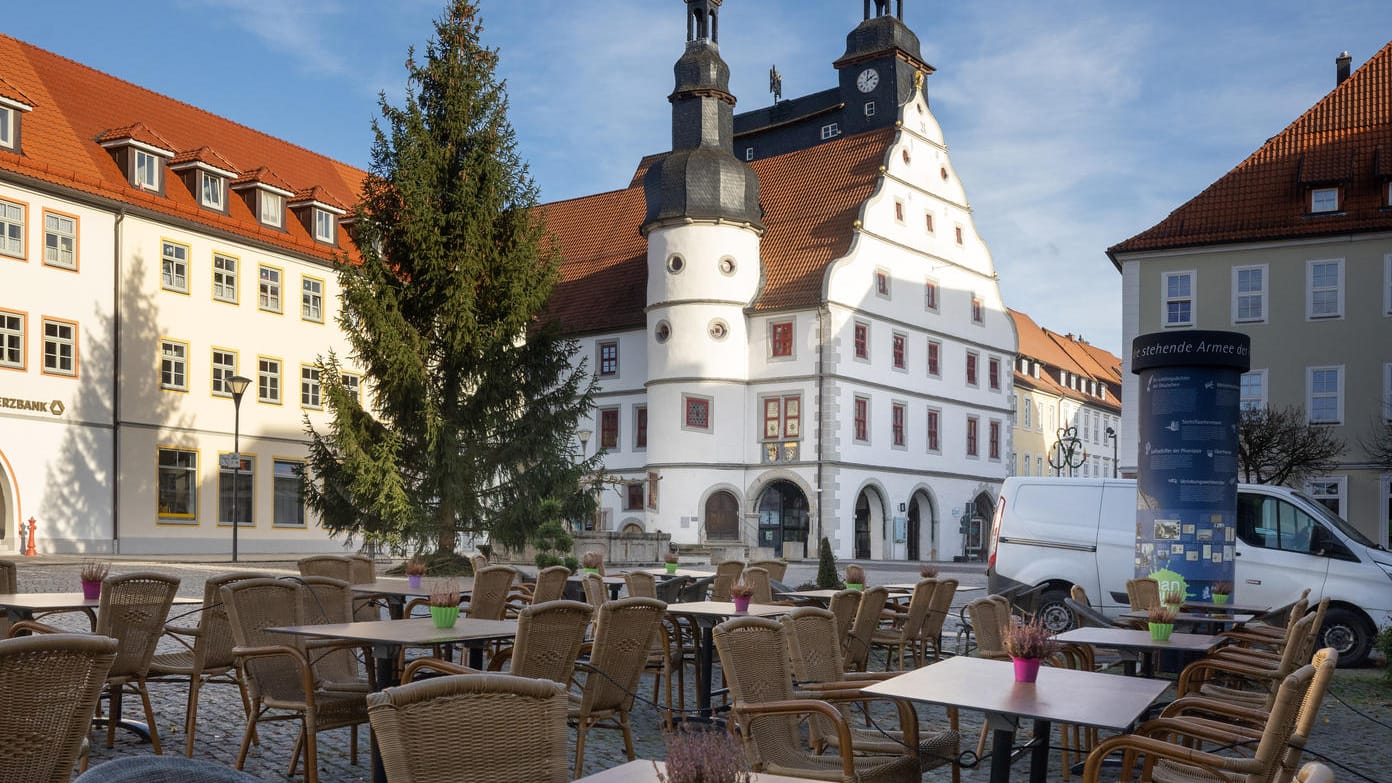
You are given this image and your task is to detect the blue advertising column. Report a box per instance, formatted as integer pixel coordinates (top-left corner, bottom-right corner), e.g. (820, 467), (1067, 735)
(1132, 331), (1250, 603)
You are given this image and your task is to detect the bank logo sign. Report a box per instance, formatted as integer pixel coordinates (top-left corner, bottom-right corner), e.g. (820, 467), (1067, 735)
(0, 396), (65, 417)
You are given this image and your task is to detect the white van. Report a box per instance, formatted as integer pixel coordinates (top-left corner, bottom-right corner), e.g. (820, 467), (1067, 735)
(986, 476), (1392, 666)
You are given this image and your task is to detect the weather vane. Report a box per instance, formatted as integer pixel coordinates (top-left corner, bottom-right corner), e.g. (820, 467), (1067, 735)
(769, 65), (782, 102)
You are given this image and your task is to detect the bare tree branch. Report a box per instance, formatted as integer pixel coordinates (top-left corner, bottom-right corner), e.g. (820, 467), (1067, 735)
(1359, 415), (1392, 470)
(1237, 406), (1345, 486)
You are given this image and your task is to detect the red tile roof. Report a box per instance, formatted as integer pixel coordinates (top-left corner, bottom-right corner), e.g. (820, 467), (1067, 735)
(169, 146), (239, 173)
(0, 34), (364, 263)
(544, 127), (895, 334)
(0, 75), (34, 107)
(1110, 40), (1392, 260)
(1009, 309), (1121, 412)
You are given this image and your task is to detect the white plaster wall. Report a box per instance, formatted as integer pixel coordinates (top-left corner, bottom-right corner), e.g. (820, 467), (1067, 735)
(1119, 258), (1141, 476)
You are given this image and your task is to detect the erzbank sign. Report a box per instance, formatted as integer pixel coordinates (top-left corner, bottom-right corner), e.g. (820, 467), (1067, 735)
(0, 396), (66, 417)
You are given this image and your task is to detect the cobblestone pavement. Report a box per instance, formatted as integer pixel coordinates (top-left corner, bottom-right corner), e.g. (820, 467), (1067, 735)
(5, 557), (1389, 782)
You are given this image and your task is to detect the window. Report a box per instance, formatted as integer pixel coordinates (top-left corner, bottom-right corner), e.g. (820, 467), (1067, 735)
(43, 212), (76, 269)
(1240, 370), (1266, 412)
(0, 310), (23, 369)
(625, 483), (644, 511)
(989, 420), (1001, 460)
(1163, 270), (1194, 326)
(342, 373), (361, 404)
(260, 192), (284, 228)
(0, 199), (23, 258)
(1232, 265), (1266, 323)
(926, 407), (941, 452)
(966, 416), (979, 457)
(971, 294), (984, 324)
(1022, 397), (1031, 428)
(598, 340), (618, 376)
(924, 277), (939, 311)
(1036, 456), (1043, 476)
(864, 101), (876, 117)
(1384, 363), (1392, 422)
(213, 254), (238, 303)
(876, 269), (891, 297)
(599, 408), (619, 450)
(770, 321), (793, 358)
(853, 321), (868, 360)
(966, 351), (979, 386)
(894, 201), (904, 221)
(161, 241), (189, 293)
(301, 277), (324, 322)
(211, 349), (237, 397)
(683, 395), (711, 431)
(988, 357), (1001, 391)
(0, 107), (12, 150)
(745, 147), (754, 161)
(201, 174), (225, 210)
(891, 402), (906, 447)
(157, 448), (198, 520)
(301, 365), (322, 408)
(954, 225), (964, 245)
(892, 332), (906, 370)
(924, 213), (935, 235)
(1307, 259), (1343, 319)
(820, 122), (840, 140)
(134, 149), (160, 190)
(926, 340), (940, 377)
(1307, 366), (1342, 423)
(258, 357), (281, 404)
(273, 460), (305, 527)
(1305, 478), (1345, 518)
(258, 266), (282, 312)
(313, 208), (335, 242)
(41, 319), (76, 376)
(160, 340), (187, 390)
(634, 406), (647, 449)
(853, 396), (869, 443)
(1310, 187), (1339, 213)
(218, 454), (254, 526)
(1237, 493), (1322, 554)
(763, 395), (801, 440)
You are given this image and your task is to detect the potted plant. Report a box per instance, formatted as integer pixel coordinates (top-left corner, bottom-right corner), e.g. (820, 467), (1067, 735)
(1002, 616), (1056, 683)
(844, 564), (865, 591)
(729, 581), (755, 613)
(581, 551), (604, 575)
(656, 727), (752, 783)
(80, 560), (109, 600)
(405, 557), (427, 590)
(1211, 581), (1233, 606)
(664, 550), (680, 575)
(1148, 605), (1178, 641)
(920, 563), (939, 579)
(428, 582), (461, 629)
(1162, 588), (1185, 608)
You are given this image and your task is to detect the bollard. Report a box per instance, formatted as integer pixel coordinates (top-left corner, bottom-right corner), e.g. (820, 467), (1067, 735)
(24, 516), (36, 556)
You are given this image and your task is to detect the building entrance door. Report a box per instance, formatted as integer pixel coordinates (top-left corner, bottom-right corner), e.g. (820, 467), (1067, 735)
(705, 491), (740, 542)
(854, 493), (871, 560)
(757, 481), (809, 558)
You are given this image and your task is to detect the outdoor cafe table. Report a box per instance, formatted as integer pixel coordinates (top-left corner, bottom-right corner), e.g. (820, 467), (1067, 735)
(1055, 626), (1223, 677)
(883, 583), (986, 593)
(1119, 609), (1254, 635)
(664, 601), (792, 719)
(269, 616), (519, 783)
(863, 655), (1169, 783)
(1183, 600), (1270, 615)
(575, 759), (807, 782)
(628, 567), (715, 578)
(0, 591), (202, 623)
(775, 588), (843, 601)
(349, 577), (474, 619)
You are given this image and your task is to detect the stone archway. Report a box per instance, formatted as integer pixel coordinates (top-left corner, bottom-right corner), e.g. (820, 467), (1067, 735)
(0, 449), (15, 549)
(755, 481), (810, 559)
(907, 489), (935, 561)
(704, 491), (740, 541)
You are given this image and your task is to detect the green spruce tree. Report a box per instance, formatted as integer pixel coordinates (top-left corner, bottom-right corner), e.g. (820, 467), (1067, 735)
(815, 537), (843, 589)
(305, 1), (598, 555)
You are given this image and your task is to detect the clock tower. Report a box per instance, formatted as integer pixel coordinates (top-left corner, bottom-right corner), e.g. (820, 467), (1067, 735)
(834, 0), (934, 135)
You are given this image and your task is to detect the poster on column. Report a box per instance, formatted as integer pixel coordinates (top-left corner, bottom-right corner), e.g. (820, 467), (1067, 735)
(1132, 331), (1249, 603)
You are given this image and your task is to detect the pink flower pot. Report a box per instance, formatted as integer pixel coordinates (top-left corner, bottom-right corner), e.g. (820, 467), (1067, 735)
(1013, 657), (1041, 683)
(407, 574), (423, 590)
(81, 580), (101, 600)
(732, 595), (751, 613)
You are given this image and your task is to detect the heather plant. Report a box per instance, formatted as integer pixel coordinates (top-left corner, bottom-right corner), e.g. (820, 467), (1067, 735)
(1211, 581), (1233, 596)
(844, 564), (865, 586)
(80, 560), (110, 583)
(1002, 616), (1057, 660)
(405, 557), (427, 576)
(1162, 589), (1184, 605)
(664, 551), (680, 564)
(656, 728), (752, 783)
(428, 581), (461, 608)
(728, 581), (755, 599)
(920, 563), (939, 579)
(581, 551), (604, 570)
(1148, 605), (1178, 624)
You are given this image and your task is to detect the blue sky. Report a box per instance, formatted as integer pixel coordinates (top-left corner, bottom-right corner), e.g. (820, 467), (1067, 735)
(9, 1), (1392, 355)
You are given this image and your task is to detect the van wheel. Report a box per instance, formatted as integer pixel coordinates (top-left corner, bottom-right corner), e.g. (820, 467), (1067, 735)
(1319, 607), (1372, 667)
(1037, 589), (1074, 633)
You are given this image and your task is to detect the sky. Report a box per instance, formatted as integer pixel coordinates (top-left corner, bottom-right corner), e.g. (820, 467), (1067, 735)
(7, 1), (1392, 356)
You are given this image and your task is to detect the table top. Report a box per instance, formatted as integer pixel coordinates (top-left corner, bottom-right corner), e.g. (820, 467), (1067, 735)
(664, 601), (791, 619)
(1055, 626), (1222, 654)
(569, 574), (628, 586)
(776, 589), (841, 600)
(0, 592), (203, 611)
(628, 568), (714, 578)
(882, 583), (986, 593)
(863, 655), (1170, 730)
(1182, 601), (1269, 615)
(575, 760), (806, 783)
(1119, 610), (1254, 624)
(268, 617), (518, 647)
(350, 577), (475, 597)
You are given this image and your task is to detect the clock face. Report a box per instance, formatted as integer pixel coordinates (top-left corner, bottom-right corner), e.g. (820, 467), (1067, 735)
(856, 68), (880, 93)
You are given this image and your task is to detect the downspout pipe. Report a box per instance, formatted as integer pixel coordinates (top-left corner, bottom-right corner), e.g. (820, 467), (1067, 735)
(112, 209), (124, 554)
(815, 303), (829, 555)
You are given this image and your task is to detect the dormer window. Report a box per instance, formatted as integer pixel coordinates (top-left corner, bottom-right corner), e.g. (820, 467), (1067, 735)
(170, 148), (238, 214)
(201, 174), (225, 210)
(232, 168), (297, 231)
(1310, 187), (1339, 213)
(313, 208), (335, 243)
(289, 188), (347, 245)
(0, 94), (34, 153)
(134, 150), (160, 191)
(261, 192), (284, 228)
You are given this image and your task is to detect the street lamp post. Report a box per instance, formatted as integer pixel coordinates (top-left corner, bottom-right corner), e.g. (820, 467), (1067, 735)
(1105, 426), (1118, 478)
(575, 430), (592, 532)
(227, 375), (252, 562)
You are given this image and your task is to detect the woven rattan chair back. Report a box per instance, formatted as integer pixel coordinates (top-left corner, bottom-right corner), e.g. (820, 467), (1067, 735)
(1125, 577), (1160, 611)
(367, 673), (570, 783)
(845, 585), (888, 670)
(1275, 648), (1338, 783)
(966, 595), (1012, 659)
(194, 571), (265, 671)
(624, 571), (657, 599)
(348, 556), (375, 584)
(1069, 584), (1089, 605)
(581, 572), (607, 609)
(742, 567), (773, 604)
(679, 575), (714, 602)
(509, 600), (594, 684)
(1294, 598), (1329, 662)
(578, 598), (666, 716)
(780, 606), (847, 682)
(712, 560), (745, 602)
(1240, 663), (1318, 782)
(297, 555), (353, 581)
(0, 558), (15, 593)
(919, 578), (958, 654)
(468, 566), (518, 620)
(531, 566), (571, 604)
(713, 616), (809, 768)
(897, 578), (938, 641)
(828, 589), (861, 646)
(470, 553), (489, 576)
(0, 634), (118, 783)
(221, 578), (311, 705)
(296, 576), (363, 683)
(97, 571), (180, 679)
(748, 559), (788, 582)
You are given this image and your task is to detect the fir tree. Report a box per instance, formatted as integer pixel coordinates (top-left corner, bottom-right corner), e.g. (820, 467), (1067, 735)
(305, 1), (598, 555)
(815, 537), (843, 589)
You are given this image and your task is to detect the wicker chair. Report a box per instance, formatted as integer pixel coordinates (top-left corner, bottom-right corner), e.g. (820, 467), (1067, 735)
(220, 578), (369, 783)
(1082, 663), (1316, 783)
(0, 633), (117, 783)
(714, 616), (920, 783)
(918, 577), (959, 661)
(466, 566), (519, 621)
(1125, 577), (1161, 611)
(148, 571), (264, 756)
(569, 597), (667, 777)
(367, 673), (570, 783)
(827, 589), (861, 647)
(1178, 610), (1318, 709)
(469, 553), (489, 575)
(742, 566), (774, 604)
(487, 600), (593, 683)
(623, 571), (657, 599)
(72, 757), (268, 782)
(297, 556), (353, 581)
(965, 595), (1013, 660)
(870, 578), (937, 669)
(531, 566), (571, 604)
(295, 577), (372, 698)
(711, 560), (745, 602)
(0, 558), (14, 637)
(844, 586), (889, 671)
(580, 572), (607, 610)
(748, 559), (788, 582)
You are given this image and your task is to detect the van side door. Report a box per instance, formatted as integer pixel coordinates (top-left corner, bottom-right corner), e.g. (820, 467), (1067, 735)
(1234, 492), (1331, 609)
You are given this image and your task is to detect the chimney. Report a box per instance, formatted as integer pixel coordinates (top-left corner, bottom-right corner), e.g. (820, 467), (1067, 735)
(1336, 51), (1352, 85)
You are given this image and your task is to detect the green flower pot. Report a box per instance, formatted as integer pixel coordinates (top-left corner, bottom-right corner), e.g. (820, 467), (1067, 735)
(845, 583), (863, 591)
(582, 568), (600, 575)
(1213, 593), (1229, 605)
(1149, 622), (1174, 642)
(665, 563), (678, 574)
(429, 605), (460, 629)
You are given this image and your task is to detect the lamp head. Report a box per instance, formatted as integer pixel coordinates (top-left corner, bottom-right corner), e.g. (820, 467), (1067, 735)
(228, 374), (252, 402)
(1105, 426), (1116, 438)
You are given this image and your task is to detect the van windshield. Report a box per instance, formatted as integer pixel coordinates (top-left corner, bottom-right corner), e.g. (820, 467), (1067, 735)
(1293, 491), (1381, 550)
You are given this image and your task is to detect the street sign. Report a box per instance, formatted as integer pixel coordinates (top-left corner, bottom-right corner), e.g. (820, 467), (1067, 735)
(219, 453), (244, 470)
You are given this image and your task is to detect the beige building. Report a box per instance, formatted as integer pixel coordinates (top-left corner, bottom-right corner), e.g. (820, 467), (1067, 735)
(1110, 44), (1392, 546)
